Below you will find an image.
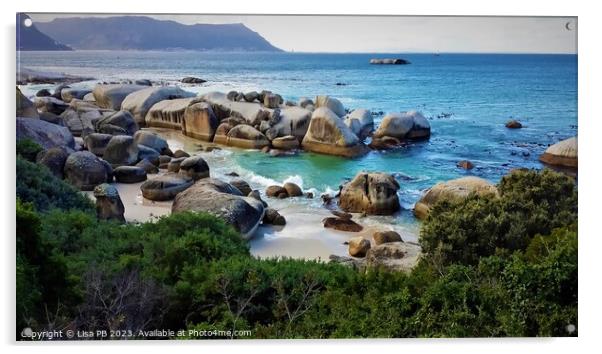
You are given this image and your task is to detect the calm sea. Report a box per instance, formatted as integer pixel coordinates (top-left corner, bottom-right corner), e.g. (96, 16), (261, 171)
(18, 51), (578, 228)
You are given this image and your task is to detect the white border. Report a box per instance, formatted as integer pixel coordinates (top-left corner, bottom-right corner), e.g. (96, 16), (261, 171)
(2, 0), (600, 353)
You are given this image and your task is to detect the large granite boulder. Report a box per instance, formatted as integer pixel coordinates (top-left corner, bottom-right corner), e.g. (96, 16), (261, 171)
(178, 155), (210, 181)
(145, 97), (196, 129)
(339, 172), (401, 215)
(414, 176), (499, 220)
(344, 109), (374, 140)
(33, 96), (69, 115)
(96, 110), (139, 136)
(114, 166), (147, 183)
(61, 88), (92, 103)
(140, 173), (194, 201)
(16, 117), (75, 150)
(84, 133), (113, 156)
(201, 91), (270, 125)
(137, 144), (160, 165)
(265, 106), (312, 141)
(92, 84), (147, 110)
(16, 87), (39, 118)
(35, 147), (70, 179)
(103, 135), (139, 167)
(63, 151), (111, 190)
(122, 86), (195, 126)
(539, 136), (578, 169)
(182, 102), (218, 141)
(172, 178), (265, 239)
(373, 111), (431, 142)
(225, 125), (270, 149)
(315, 95), (346, 117)
(301, 107), (368, 157)
(133, 130), (170, 154)
(93, 183), (125, 223)
(60, 108), (99, 137)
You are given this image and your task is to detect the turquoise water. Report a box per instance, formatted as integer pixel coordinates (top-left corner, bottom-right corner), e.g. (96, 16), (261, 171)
(18, 51), (578, 225)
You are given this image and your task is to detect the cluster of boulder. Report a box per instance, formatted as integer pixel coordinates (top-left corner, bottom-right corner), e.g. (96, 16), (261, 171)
(21, 79), (435, 159)
(16, 85), (292, 238)
(330, 229), (421, 272)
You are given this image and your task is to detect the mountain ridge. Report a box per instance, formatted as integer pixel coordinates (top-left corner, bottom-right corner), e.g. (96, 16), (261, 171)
(17, 13), (72, 51)
(34, 15), (282, 52)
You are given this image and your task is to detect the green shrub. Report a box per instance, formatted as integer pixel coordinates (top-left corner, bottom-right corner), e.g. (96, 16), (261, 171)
(420, 169), (577, 266)
(16, 156), (94, 213)
(16, 139), (43, 162)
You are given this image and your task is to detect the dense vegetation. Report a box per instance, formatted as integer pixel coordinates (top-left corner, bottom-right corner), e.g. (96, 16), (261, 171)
(16, 149), (578, 339)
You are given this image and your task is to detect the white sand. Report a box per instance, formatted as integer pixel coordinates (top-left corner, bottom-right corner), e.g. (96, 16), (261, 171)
(85, 128), (421, 261)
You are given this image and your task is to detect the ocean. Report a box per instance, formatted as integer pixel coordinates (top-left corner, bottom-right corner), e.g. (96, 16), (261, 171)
(17, 51), (578, 243)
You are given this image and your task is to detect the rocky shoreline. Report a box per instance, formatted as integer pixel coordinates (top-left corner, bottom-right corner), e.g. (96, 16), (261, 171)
(16, 75), (578, 272)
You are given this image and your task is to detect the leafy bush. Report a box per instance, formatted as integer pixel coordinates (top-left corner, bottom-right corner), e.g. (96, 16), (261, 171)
(16, 139), (43, 162)
(16, 156), (94, 213)
(420, 169), (577, 266)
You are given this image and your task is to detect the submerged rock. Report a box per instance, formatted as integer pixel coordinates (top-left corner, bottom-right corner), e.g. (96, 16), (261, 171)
(505, 119), (523, 129)
(414, 176), (499, 220)
(539, 136), (578, 169)
(339, 172), (401, 215)
(457, 160), (475, 170)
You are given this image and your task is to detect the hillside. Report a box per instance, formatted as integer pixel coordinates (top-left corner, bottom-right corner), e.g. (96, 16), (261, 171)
(35, 15), (282, 51)
(16, 13), (72, 51)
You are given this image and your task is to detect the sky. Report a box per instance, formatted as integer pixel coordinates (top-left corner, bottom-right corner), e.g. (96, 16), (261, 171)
(27, 14), (577, 54)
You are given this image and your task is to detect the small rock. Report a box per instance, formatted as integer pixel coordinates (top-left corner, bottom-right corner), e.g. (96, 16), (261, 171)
(114, 166), (147, 183)
(173, 149), (190, 158)
(505, 119), (523, 129)
(283, 182), (303, 197)
(263, 208), (286, 226)
(266, 185), (288, 198)
(93, 183), (125, 223)
(373, 230), (403, 245)
(330, 210), (353, 220)
(323, 217), (363, 232)
(348, 237), (371, 257)
(457, 160), (475, 170)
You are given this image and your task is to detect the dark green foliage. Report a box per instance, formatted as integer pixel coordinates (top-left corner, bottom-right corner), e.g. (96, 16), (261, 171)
(16, 138), (43, 162)
(16, 156), (94, 212)
(420, 169), (577, 266)
(15, 165), (578, 339)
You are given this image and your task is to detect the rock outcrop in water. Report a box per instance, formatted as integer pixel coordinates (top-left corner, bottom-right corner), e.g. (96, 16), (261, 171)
(372, 111), (431, 148)
(302, 107), (368, 157)
(539, 136), (578, 169)
(369, 58), (411, 65)
(413, 176), (499, 220)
